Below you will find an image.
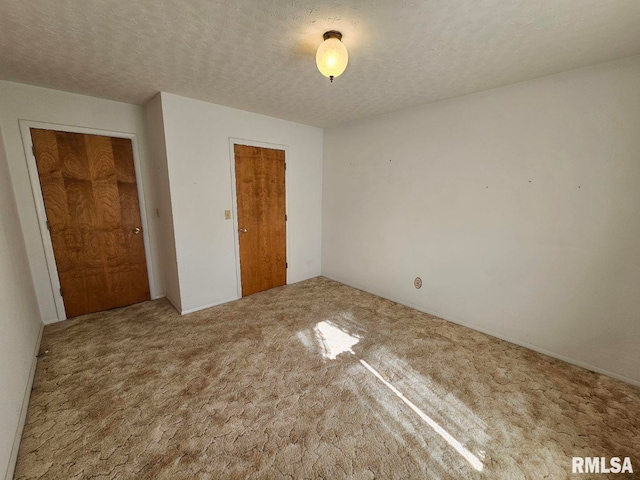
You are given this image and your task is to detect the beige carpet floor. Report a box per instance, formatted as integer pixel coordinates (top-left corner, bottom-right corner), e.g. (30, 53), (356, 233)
(14, 277), (640, 479)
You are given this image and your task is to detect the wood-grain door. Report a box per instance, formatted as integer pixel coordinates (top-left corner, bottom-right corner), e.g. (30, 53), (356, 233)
(31, 128), (150, 318)
(234, 144), (286, 296)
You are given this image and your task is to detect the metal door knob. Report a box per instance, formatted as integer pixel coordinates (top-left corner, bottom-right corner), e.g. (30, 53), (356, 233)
(133, 227), (142, 234)
(239, 228), (248, 233)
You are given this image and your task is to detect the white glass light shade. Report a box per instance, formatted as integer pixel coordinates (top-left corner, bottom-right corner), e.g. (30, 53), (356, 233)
(316, 36), (348, 80)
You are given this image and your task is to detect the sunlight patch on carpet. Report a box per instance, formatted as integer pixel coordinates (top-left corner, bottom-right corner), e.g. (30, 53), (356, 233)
(306, 318), (484, 471)
(314, 320), (361, 360)
(360, 359), (484, 471)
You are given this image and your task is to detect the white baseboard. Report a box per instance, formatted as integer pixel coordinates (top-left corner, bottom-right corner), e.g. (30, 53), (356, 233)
(180, 274), (328, 316)
(181, 296), (239, 315)
(42, 317), (62, 325)
(5, 322), (44, 480)
(321, 274), (640, 388)
(179, 276), (329, 316)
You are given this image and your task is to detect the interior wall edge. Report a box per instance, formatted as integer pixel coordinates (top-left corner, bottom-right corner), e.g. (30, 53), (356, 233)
(157, 92), (186, 305)
(4, 322), (43, 480)
(144, 92), (181, 310)
(164, 294), (182, 314)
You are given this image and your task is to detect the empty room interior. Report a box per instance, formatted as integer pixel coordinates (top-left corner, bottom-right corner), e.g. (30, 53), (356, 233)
(1, 1), (640, 478)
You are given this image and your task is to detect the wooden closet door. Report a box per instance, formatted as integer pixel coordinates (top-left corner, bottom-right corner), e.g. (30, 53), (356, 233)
(234, 144), (286, 296)
(31, 129), (150, 317)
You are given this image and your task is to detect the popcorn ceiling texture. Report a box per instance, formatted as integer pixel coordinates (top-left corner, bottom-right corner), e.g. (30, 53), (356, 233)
(14, 277), (640, 479)
(1, 0), (640, 127)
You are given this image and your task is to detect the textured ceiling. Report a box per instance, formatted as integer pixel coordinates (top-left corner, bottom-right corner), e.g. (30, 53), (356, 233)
(1, 0), (640, 127)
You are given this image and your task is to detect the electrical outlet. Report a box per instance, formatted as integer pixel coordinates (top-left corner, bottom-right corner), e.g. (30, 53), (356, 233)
(224, 210), (231, 220)
(414, 277), (422, 289)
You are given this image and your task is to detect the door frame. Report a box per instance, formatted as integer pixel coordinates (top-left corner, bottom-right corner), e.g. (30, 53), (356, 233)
(228, 137), (290, 298)
(19, 120), (158, 321)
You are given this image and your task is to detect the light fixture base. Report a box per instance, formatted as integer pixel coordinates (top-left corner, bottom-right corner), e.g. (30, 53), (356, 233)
(323, 30), (342, 41)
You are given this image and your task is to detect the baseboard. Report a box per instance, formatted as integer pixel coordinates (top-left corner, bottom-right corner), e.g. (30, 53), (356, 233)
(180, 274), (326, 316)
(180, 277), (327, 316)
(287, 271), (323, 286)
(42, 317), (62, 325)
(5, 322), (44, 480)
(181, 296), (239, 315)
(321, 274), (640, 388)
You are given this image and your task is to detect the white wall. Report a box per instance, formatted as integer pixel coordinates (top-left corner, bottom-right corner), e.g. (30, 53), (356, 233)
(323, 55), (640, 385)
(0, 132), (43, 480)
(0, 81), (165, 323)
(160, 93), (323, 313)
(145, 95), (181, 311)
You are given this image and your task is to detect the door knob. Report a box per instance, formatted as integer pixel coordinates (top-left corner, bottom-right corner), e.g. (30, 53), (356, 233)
(239, 228), (248, 233)
(133, 227), (142, 234)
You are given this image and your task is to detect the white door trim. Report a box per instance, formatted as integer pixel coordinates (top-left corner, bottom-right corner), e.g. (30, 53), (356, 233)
(228, 137), (290, 299)
(19, 120), (158, 321)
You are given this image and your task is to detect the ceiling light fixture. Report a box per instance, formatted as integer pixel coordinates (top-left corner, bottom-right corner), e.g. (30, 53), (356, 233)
(316, 31), (348, 82)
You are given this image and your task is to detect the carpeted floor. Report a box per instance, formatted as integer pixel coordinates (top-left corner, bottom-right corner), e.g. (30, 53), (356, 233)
(14, 277), (640, 479)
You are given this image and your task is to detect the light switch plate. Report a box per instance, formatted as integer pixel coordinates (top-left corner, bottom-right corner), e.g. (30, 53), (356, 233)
(224, 210), (231, 220)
